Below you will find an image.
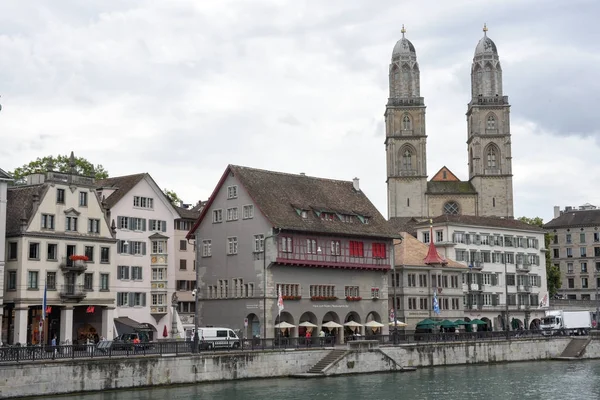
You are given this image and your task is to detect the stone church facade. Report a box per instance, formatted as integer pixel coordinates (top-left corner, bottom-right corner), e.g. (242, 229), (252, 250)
(386, 26), (514, 221)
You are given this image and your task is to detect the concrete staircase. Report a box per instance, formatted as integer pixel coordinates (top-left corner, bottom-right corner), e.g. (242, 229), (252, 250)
(556, 337), (591, 359)
(306, 349), (348, 374)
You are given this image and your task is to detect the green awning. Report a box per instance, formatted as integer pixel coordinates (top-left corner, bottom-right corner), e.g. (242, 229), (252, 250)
(440, 320), (457, 328)
(416, 319), (439, 326)
(454, 320), (471, 325)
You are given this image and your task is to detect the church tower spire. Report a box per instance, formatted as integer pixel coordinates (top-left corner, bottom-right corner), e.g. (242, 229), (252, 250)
(386, 26), (428, 219)
(467, 25), (514, 217)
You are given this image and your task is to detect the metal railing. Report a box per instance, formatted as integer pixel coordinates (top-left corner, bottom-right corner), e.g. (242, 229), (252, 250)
(0, 330), (565, 363)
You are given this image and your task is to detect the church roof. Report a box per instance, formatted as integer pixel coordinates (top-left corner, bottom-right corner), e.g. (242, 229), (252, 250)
(474, 25), (498, 58)
(430, 166), (460, 182)
(426, 181), (477, 195)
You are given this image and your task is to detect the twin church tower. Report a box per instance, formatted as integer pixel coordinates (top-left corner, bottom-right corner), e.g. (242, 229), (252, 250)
(385, 25), (514, 220)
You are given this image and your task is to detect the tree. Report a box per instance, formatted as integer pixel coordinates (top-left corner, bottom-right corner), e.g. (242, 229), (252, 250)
(518, 216), (562, 297)
(163, 189), (182, 206)
(11, 154), (109, 182)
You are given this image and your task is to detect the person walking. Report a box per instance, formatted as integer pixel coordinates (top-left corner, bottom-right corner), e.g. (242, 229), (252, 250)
(51, 335), (57, 359)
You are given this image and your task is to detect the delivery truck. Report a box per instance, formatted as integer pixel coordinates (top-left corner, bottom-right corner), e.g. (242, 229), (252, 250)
(540, 310), (591, 336)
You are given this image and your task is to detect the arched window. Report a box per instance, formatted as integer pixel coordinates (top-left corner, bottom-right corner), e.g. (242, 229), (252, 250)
(402, 115), (412, 130)
(443, 201), (460, 215)
(402, 149), (412, 170)
(487, 115), (496, 130)
(487, 146), (497, 168)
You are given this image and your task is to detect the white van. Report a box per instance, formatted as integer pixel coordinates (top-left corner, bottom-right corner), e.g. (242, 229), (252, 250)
(194, 327), (240, 349)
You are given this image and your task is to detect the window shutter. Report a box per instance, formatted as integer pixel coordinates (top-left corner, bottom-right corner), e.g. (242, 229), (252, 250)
(142, 293), (146, 307)
(142, 242), (146, 255)
(142, 219), (147, 231)
(149, 219), (155, 230)
(129, 292), (134, 306)
(117, 217), (123, 229)
(162, 221), (167, 232)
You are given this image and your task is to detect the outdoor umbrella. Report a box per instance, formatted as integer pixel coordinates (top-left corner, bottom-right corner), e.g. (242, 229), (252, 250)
(162, 325), (168, 338)
(364, 321), (384, 328)
(440, 320), (457, 328)
(344, 321), (363, 327)
(322, 321), (343, 329)
(298, 321), (318, 328)
(274, 321), (296, 329)
(416, 319), (438, 326)
(454, 320), (471, 325)
(388, 320), (408, 327)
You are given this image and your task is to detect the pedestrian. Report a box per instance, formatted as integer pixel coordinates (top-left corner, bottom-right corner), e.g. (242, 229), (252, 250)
(133, 336), (141, 353)
(51, 335), (57, 359)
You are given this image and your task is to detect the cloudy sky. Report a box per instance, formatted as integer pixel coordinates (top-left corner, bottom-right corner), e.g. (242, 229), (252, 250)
(1, 0), (598, 223)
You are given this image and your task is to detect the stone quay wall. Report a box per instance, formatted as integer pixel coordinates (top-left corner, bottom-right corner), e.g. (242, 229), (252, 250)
(0, 338), (582, 399)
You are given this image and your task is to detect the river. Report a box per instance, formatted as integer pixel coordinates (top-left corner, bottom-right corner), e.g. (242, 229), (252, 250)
(53, 360), (600, 400)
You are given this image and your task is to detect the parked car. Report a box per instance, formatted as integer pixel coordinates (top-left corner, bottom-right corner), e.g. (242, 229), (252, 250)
(112, 332), (152, 350)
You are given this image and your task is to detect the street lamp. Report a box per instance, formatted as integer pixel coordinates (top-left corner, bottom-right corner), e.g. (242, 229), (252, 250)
(263, 229), (279, 339)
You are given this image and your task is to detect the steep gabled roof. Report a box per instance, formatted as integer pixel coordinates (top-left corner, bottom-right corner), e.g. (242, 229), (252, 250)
(544, 209), (600, 229)
(6, 184), (48, 235)
(0, 168), (13, 182)
(95, 173), (147, 208)
(394, 233), (465, 269)
(426, 181), (477, 195)
(419, 214), (545, 232)
(188, 165), (400, 239)
(430, 166), (460, 182)
(175, 205), (201, 220)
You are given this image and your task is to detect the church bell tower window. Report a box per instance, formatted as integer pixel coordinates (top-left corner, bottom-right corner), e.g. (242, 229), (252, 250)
(487, 115), (496, 130)
(402, 115), (412, 130)
(402, 149), (413, 170)
(487, 147), (497, 168)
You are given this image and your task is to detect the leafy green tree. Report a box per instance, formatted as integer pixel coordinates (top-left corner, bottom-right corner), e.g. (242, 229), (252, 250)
(11, 154), (108, 182)
(163, 189), (182, 206)
(518, 216), (561, 297)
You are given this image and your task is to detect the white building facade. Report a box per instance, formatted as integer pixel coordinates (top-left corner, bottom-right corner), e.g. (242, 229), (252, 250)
(414, 215), (548, 330)
(0, 168), (13, 343)
(4, 169), (117, 345)
(96, 174), (180, 339)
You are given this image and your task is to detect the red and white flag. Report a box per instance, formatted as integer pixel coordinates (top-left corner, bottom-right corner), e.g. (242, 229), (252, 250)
(277, 286), (284, 316)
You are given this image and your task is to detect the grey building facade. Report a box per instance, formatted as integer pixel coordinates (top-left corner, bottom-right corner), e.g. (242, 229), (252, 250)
(188, 165), (400, 342)
(545, 204), (600, 301)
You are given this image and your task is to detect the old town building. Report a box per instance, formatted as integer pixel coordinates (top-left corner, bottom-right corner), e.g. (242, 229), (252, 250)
(545, 204), (600, 301)
(0, 168), (13, 343)
(188, 165), (400, 342)
(4, 159), (116, 345)
(96, 173), (181, 339)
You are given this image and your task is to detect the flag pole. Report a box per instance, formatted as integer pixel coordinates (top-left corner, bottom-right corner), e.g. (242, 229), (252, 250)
(41, 281), (47, 346)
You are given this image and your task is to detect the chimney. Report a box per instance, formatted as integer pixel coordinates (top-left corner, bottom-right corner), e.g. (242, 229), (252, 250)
(353, 177), (360, 192)
(553, 206), (560, 218)
(299, 172), (306, 176)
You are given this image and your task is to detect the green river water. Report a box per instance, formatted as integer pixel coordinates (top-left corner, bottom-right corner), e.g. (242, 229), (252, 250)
(52, 360), (600, 400)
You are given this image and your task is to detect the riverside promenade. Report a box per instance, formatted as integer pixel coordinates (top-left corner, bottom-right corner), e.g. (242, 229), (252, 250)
(0, 332), (595, 399)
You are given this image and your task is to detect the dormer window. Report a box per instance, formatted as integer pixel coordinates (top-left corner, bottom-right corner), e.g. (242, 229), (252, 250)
(320, 212), (335, 221)
(338, 214), (354, 223)
(301, 210), (308, 219)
